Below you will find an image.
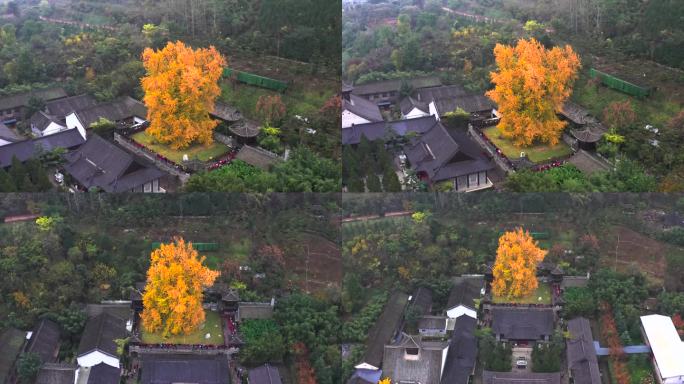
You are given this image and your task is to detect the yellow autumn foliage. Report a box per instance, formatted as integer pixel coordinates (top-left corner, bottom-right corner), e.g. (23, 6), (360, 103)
(141, 41), (226, 149)
(141, 237), (220, 336)
(491, 228), (547, 298)
(486, 38), (580, 147)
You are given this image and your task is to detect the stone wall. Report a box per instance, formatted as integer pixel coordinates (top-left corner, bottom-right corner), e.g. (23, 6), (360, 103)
(113, 133), (190, 183)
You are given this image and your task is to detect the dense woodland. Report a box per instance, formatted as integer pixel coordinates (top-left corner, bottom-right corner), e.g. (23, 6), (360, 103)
(343, 0), (684, 191)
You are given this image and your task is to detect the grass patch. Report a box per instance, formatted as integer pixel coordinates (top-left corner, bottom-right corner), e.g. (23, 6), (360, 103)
(141, 310), (224, 345)
(572, 72), (682, 128)
(131, 130), (229, 163)
(220, 81), (334, 122)
(626, 355), (654, 384)
(203, 253), (222, 270)
(492, 284), (552, 305)
(227, 238), (252, 262)
(201, 238), (251, 270)
(482, 126), (573, 163)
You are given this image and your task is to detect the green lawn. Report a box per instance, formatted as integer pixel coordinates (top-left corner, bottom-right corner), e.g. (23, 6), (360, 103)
(220, 81), (334, 122)
(202, 238), (251, 270)
(131, 131), (230, 163)
(492, 284), (552, 305)
(626, 355), (655, 384)
(483, 126), (573, 164)
(227, 238), (252, 262)
(572, 72), (682, 129)
(141, 310), (224, 345)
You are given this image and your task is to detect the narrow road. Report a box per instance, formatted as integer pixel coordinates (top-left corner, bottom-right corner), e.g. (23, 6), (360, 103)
(38, 15), (117, 31)
(441, 7), (504, 24)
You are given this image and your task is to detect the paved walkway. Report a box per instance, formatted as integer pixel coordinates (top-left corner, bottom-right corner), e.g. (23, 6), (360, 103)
(568, 150), (612, 174)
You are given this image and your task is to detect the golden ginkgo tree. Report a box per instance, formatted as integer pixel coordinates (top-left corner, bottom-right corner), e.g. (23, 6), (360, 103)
(486, 38), (581, 147)
(491, 228), (547, 299)
(141, 237), (220, 336)
(141, 41), (226, 149)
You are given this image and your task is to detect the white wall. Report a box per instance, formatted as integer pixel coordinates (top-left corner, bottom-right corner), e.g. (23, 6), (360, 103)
(440, 345), (449, 378)
(77, 350), (119, 369)
(65, 113), (87, 139)
(429, 101), (439, 120)
(342, 110), (371, 128)
(446, 305), (477, 320)
(403, 107), (429, 120)
(42, 121), (67, 136)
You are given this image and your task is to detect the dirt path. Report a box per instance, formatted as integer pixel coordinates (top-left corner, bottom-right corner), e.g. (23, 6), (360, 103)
(38, 15), (117, 31)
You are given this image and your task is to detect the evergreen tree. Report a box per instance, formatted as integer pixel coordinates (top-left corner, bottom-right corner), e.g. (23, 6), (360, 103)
(18, 173), (35, 192)
(9, 156), (27, 187)
(25, 159), (51, 191)
(348, 176), (365, 192)
(0, 168), (17, 192)
(367, 174), (382, 192)
(383, 169), (402, 192)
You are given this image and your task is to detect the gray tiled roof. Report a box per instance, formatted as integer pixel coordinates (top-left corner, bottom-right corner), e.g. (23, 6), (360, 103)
(229, 119), (260, 138)
(351, 76), (442, 96)
(248, 364), (283, 384)
(446, 276), (484, 310)
(45, 94), (98, 118)
(77, 312), (126, 359)
(560, 276), (589, 289)
(440, 315), (477, 384)
(211, 101), (242, 122)
(0, 87), (67, 111)
(408, 287), (433, 316)
(237, 302), (274, 321)
(418, 315), (447, 330)
(404, 122), (492, 182)
(85, 303), (131, 320)
(86, 363), (120, 384)
(141, 353), (229, 384)
(491, 307), (554, 340)
(29, 111), (63, 133)
(399, 96), (429, 115)
(570, 122), (606, 143)
(413, 85), (467, 103)
(560, 101), (591, 125)
(0, 128), (85, 168)
(35, 363), (76, 384)
(64, 134), (164, 192)
(382, 334), (448, 384)
(567, 317), (601, 384)
(363, 291), (410, 369)
(434, 94), (495, 115)
(344, 94), (383, 122)
(235, 145), (281, 170)
(26, 318), (61, 364)
(0, 121), (22, 142)
(73, 96), (147, 128)
(342, 115), (438, 145)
